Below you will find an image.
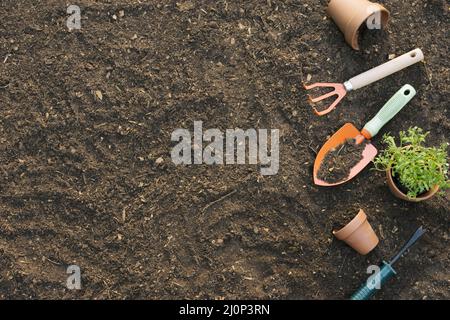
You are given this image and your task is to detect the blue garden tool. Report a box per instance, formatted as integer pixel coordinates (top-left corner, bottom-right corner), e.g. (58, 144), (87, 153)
(350, 226), (426, 300)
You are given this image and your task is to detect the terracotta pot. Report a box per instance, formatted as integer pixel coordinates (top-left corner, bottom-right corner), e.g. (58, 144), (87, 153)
(386, 169), (439, 202)
(327, 0), (390, 50)
(333, 209), (379, 255)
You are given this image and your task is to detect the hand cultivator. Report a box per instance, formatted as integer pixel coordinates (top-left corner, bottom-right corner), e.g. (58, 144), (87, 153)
(304, 49), (423, 116)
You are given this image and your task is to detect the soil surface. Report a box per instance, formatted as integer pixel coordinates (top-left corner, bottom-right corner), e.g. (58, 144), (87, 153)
(317, 138), (368, 184)
(332, 208), (363, 231)
(0, 0), (449, 299)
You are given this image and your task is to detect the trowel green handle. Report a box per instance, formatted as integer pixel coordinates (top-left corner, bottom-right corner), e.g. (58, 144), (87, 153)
(350, 261), (397, 300)
(362, 84), (416, 139)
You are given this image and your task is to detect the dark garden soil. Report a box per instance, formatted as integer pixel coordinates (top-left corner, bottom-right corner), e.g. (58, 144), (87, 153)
(0, 0), (449, 299)
(332, 208), (363, 231)
(317, 138), (368, 184)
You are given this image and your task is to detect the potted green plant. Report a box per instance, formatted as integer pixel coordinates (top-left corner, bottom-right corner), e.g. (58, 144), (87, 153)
(374, 127), (449, 202)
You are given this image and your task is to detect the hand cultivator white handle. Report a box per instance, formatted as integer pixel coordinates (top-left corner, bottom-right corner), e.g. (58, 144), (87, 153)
(304, 48), (425, 116)
(346, 49), (424, 90)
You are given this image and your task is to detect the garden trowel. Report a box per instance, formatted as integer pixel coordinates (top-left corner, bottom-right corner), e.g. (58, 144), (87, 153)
(313, 84), (416, 186)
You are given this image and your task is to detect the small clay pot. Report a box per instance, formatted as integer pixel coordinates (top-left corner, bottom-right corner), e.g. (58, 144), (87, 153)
(386, 169), (439, 202)
(327, 0), (390, 50)
(333, 209), (379, 255)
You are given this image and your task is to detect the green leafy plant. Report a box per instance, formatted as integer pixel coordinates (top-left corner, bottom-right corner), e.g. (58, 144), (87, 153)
(374, 127), (449, 198)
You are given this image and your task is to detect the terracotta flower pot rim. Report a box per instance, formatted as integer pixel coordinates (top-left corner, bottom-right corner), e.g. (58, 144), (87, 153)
(345, 6), (389, 50)
(333, 209), (367, 240)
(327, 0), (390, 50)
(386, 168), (440, 202)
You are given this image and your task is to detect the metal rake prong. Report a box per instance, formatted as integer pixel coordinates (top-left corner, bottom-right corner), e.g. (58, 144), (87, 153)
(303, 82), (318, 90)
(309, 90), (339, 103)
(303, 82), (341, 90)
(304, 82), (347, 116)
(313, 93), (346, 116)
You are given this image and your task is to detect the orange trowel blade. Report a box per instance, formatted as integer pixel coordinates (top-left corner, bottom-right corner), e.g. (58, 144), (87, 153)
(313, 123), (378, 186)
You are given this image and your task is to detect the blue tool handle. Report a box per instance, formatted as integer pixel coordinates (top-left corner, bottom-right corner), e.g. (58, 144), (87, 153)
(350, 261), (397, 300)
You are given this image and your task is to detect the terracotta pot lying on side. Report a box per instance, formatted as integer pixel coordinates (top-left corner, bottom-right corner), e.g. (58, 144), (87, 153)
(333, 209), (379, 255)
(386, 169), (440, 202)
(327, 0), (390, 50)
